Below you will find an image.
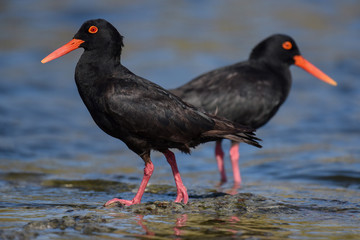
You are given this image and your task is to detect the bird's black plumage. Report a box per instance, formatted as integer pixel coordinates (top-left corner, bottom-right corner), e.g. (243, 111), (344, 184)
(171, 34), (300, 129)
(72, 19), (261, 156)
(41, 19), (261, 205)
(170, 34), (336, 186)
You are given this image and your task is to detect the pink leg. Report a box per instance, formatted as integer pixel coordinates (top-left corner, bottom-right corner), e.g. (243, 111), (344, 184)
(230, 143), (241, 187)
(104, 160), (154, 206)
(215, 140), (227, 184)
(163, 150), (189, 204)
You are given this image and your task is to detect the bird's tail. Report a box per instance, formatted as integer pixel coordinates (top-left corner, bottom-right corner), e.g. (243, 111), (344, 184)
(202, 116), (262, 148)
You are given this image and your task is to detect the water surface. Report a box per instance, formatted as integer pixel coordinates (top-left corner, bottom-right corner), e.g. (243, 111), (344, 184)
(0, 0), (359, 239)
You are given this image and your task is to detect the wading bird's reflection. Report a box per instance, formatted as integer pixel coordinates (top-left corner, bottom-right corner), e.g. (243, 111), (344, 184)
(135, 214), (188, 238)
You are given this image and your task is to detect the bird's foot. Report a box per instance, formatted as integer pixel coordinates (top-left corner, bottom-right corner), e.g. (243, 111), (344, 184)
(104, 198), (139, 207)
(233, 181), (241, 188)
(216, 178), (228, 187)
(226, 182), (241, 195)
(174, 185), (188, 204)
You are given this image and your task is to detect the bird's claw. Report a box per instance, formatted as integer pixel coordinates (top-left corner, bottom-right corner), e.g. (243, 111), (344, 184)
(104, 198), (138, 207)
(174, 186), (188, 204)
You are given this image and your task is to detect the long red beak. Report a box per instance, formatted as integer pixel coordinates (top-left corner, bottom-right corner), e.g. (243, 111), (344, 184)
(293, 55), (337, 86)
(41, 39), (85, 64)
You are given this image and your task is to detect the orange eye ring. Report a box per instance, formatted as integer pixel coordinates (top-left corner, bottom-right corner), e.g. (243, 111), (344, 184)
(282, 41), (292, 50)
(88, 26), (98, 34)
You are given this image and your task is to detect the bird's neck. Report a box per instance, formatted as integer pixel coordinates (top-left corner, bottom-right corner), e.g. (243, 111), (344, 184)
(74, 49), (123, 110)
(252, 57), (292, 79)
(75, 49), (121, 86)
(252, 58), (292, 100)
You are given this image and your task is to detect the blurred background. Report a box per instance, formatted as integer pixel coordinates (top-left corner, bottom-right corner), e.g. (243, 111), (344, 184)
(0, 0), (359, 239)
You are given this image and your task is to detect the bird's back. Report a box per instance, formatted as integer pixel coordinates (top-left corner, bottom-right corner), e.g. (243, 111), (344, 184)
(171, 60), (292, 129)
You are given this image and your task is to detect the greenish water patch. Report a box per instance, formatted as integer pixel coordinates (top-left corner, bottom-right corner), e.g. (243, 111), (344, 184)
(41, 179), (135, 192)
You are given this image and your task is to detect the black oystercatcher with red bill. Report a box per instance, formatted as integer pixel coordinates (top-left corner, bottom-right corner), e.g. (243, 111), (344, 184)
(171, 34), (337, 187)
(41, 19), (261, 206)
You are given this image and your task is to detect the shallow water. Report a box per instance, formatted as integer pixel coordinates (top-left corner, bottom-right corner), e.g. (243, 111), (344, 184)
(0, 0), (360, 239)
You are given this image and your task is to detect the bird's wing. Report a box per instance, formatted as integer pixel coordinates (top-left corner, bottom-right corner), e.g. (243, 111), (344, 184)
(102, 75), (215, 144)
(171, 62), (286, 128)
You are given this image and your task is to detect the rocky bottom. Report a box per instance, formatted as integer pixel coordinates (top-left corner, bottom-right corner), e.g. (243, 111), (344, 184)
(0, 192), (299, 239)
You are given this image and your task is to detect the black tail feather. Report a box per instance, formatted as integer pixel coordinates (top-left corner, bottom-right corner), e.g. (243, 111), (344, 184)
(202, 116), (262, 148)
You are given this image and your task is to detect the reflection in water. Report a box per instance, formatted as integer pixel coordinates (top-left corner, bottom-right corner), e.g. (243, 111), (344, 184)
(136, 215), (155, 236)
(133, 214), (188, 238)
(174, 214), (187, 237)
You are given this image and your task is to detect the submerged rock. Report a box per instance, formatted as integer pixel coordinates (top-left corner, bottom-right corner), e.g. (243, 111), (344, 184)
(1, 192), (297, 239)
(105, 192), (292, 215)
(0, 230), (39, 240)
(23, 214), (116, 235)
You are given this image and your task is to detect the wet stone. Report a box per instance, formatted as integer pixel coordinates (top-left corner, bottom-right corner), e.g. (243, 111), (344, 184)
(108, 192), (288, 216)
(23, 214), (116, 235)
(0, 230), (39, 240)
(1, 192), (300, 239)
(131, 201), (186, 214)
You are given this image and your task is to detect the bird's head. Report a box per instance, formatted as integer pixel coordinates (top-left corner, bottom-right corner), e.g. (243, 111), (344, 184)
(41, 19), (124, 64)
(250, 34), (337, 86)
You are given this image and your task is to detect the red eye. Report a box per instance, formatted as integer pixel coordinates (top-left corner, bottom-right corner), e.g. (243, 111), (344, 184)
(88, 26), (98, 34)
(282, 41), (292, 50)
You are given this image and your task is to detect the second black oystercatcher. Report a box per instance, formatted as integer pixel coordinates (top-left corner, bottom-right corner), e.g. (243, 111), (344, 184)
(171, 34), (337, 187)
(41, 19), (261, 206)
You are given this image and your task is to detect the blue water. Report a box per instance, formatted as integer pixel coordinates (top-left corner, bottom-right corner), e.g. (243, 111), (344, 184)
(0, 0), (359, 239)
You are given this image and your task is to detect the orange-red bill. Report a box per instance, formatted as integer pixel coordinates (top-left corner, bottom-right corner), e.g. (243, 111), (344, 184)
(41, 39), (85, 64)
(293, 55), (337, 86)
